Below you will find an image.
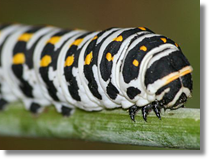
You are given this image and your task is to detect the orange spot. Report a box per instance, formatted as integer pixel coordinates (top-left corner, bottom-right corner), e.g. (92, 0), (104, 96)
(106, 52), (114, 61)
(65, 55), (74, 67)
(85, 51), (93, 65)
(92, 36), (98, 40)
(40, 55), (51, 67)
(18, 33), (33, 42)
(175, 43), (179, 47)
(71, 38), (84, 46)
(13, 53), (25, 64)
(138, 27), (146, 30)
(160, 38), (167, 43)
(46, 36), (60, 44)
(140, 45), (147, 51)
(132, 59), (139, 67)
(113, 35), (123, 42)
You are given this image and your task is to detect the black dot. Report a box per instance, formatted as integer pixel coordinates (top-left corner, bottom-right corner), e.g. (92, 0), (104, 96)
(127, 87), (141, 99)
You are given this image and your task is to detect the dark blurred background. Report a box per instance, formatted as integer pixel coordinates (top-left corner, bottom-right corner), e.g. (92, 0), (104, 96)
(0, 0), (199, 149)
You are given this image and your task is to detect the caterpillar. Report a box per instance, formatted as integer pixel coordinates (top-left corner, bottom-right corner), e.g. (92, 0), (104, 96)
(0, 24), (193, 121)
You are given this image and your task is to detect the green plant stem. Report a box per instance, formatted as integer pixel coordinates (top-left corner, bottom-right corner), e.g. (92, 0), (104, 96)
(0, 102), (200, 149)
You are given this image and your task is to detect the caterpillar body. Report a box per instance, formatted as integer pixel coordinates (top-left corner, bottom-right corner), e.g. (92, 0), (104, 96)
(0, 24), (193, 121)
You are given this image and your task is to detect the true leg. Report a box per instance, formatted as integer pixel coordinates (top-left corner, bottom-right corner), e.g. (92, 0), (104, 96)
(152, 101), (161, 120)
(128, 105), (140, 122)
(61, 105), (74, 117)
(142, 104), (153, 122)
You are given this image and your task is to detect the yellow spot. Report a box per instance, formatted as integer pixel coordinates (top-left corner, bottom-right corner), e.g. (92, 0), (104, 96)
(18, 33), (33, 42)
(13, 53), (25, 64)
(113, 35), (123, 42)
(92, 36), (98, 40)
(71, 38), (84, 46)
(132, 59), (139, 67)
(46, 36), (60, 44)
(140, 45), (147, 51)
(65, 55), (74, 67)
(160, 38), (167, 43)
(138, 27), (146, 31)
(40, 55), (52, 67)
(175, 43), (179, 47)
(85, 51), (93, 65)
(106, 52), (114, 61)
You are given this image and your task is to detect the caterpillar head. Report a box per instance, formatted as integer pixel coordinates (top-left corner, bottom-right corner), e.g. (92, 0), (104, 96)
(144, 47), (193, 110)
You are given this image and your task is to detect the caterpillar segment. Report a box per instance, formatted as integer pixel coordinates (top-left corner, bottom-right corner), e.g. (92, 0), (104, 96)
(0, 24), (193, 121)
(0, 24), (23, 110)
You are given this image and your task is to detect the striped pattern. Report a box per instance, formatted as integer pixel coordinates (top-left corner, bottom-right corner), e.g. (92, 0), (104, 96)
(0, 24), (193, 120)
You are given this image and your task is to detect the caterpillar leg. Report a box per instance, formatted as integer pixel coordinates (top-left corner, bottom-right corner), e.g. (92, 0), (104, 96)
(54, 102), (75, 117)
(128, 105), (140, 122)
(152, 101), (161, 120)
(0, 98), (8, 111)
(29, 102), (42, 114)
(22, 99), (45, 114)
(141, 104), (153, 122)
(61, 106), (74, 117)
(128, 104), (152, 122)
(129, 102), (162, 122)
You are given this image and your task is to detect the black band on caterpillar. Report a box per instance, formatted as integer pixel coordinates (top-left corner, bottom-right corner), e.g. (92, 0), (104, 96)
(0, 24), (193, 121)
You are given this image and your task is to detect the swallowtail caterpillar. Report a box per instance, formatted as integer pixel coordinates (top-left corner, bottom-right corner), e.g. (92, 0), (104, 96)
(0, 24), (193, 121)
